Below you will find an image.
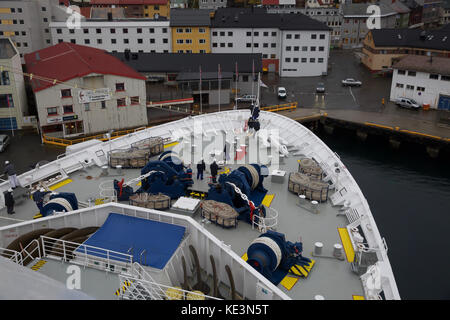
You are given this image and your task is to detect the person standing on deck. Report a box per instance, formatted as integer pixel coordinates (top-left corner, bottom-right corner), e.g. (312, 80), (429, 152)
(197, 159), (206, 180)
(4, 161), (20, 189)
(4, 188), (14, 215)
(210, 160), (219, 183)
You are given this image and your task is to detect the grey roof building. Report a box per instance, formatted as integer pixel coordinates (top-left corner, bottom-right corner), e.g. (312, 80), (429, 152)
(170, 8), (214, 27)
(370, 28), (450, 51)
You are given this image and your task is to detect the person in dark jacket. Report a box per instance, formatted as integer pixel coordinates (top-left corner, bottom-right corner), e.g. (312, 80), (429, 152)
(210, 160), (219, 183)
(4, 161), (20, 189)
(196, 159), (206, 180)
(4, 188), (14, 215)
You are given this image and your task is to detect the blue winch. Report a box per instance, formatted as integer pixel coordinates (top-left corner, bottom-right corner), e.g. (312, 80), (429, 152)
(246, 230), (312, 284)
(40, 192), (78, 217)
(136, 150), (193, 199)
(206, 164), (268, 224)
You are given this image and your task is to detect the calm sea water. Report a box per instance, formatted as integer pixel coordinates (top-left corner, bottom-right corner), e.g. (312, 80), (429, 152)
(317, 127), (450, 300)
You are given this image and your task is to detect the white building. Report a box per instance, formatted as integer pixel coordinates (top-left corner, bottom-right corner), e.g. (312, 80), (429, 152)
(0, 38), (29, 130)
(25, 42), (148, 138)
(0, 0), (68, 62)
(49, 19), (171, 53)
(210, 8), (331, 77)
(390, 55), (450, 110)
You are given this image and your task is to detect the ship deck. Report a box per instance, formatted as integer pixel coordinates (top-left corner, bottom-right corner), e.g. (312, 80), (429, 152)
(0, 146), (365, 300)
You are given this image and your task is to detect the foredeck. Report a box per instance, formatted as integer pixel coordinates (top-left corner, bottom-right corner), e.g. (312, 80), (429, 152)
(0, 110), (399, 300)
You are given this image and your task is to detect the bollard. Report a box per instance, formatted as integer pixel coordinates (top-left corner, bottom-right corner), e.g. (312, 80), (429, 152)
(333, 244), (343, 258)
(311, 200), (319, 214)
(314, 242), (323, 255)
(116, 165), (122, 175)
(101, 165), (108, 176)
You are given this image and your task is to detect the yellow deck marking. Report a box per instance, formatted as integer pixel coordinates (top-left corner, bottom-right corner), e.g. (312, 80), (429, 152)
(289, 259), (315, 278)
(31, 260), (47, 271)
(338, 227), (355, 263)
(280, 276), (299, 290)
(33, 213), (43, 219)
(164, 142), (179, 149)
(49, 179), (73, 191)
(241, 253), (248, 261)
(353, 295), (365, 300)
(261, 194), (275, 207)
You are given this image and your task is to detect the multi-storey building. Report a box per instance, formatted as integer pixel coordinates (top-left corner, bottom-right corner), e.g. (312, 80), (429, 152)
(170, 9), (212, 54)
(0, 38), (28, 130)
(49, 19), (171, 53)
(340, 2), (397, 49)
(439, 0), (450, 25)
(380, 0), (411, 28)
(210, 8), (331, 77)
(90, 0), (171, 18)
(25, 42), (148, 138)
(390, 55), (450, 109)
(0, 0), (67, 62)
(199, 0), (227, 10)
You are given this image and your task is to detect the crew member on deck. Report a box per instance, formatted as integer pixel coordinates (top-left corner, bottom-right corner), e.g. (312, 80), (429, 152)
(197, 159), (206, 180)
(210, 160), (219, 183)
(4, 161), (20, 189)
(4, 188), (14, 215)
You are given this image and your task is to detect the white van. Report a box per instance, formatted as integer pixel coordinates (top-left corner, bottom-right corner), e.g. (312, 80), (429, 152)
(394, 97), (421, 109)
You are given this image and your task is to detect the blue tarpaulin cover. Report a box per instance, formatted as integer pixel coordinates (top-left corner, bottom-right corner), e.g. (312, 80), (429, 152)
(79, 213), (186, 269)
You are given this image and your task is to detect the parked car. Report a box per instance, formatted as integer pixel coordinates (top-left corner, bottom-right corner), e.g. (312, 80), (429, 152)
(394, 97), (421, 109)
(235, 94), (257, 102)
(0, 134), (10, 152)
(342, 78), (362, 87)
(277, 87), (287, 99)
(316, 82), (325, 93)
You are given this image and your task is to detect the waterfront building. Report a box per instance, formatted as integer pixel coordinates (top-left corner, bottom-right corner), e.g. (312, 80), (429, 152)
(90, 0), (171, 18)
(390, 54), (450, 109)
(0, 38), (29, 130)
(361, 28), (450, 72)
(25, 42), (147, 138)
(170, 9), (213, 54)
(210, 7), (331, 77)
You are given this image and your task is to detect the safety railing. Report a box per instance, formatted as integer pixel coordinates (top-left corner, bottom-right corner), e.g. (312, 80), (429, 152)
(40, 236), (133, 274)
(42, 126), (150, 147)
(131, 262), (166, 299)
(98, 180), (117, 204)
(260, 102), (298, 113)
(0, 247), (24, 266)
(252, 207), (278, 233)
(20, 239), (41, 265)
(117, 274), (222, 300)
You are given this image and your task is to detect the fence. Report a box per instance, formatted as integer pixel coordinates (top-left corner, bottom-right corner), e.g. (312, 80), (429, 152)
(261, 102), (297, 112)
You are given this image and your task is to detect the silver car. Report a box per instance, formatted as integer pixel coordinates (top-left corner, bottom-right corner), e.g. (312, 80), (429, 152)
(316, 82), (325, 93)
(235, 94), (257, 102)
(0, 134), (10, 152)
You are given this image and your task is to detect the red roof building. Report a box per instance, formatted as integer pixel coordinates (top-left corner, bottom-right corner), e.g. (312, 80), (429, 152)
(25, 42), (146, 93)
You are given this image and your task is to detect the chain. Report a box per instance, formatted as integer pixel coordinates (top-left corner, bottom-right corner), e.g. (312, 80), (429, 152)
(225, 182), (253, 208)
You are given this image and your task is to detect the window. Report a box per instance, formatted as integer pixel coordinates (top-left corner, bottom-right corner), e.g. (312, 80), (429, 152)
(213, 43), (218, 47)
(429, 74), (439, 80)
(396, 83), (404, 88)
(263, 54), (268, 58)
(185, 28), (192, 33)
(56, 29), (62, 34)
(101, 101), (106, 109)
(199, 28), (206, 33)
(124, 39), (129, 44)
(286, 34), (292, 39)
(84, 103), (90, 111)
(293, 58), (299, 62)
(149, 28), (155, 33)
(43, 18), (48, 22)
(254, 32), (259, 36)
(310, 58), (315, 63)
(63, 105), (73, 114)
(110, 28), (116, 33)
(408, 71), (416, 77)
(111, 39), (116, 44)
(285, 58), (291, 62)
(406, 85), (414, 90)
(177, 50), (183, 53)
(176, 28), (183, 33)
(311, 34), (317, 39)
(186, 39), (192, 44)
(61, 89), (71, 98)
(247, 31), (251, 36)
(69, 29), (75, 34)
(416, 87), (425, 92)
(163, 38), (168, 43)
(294, 46), (299, 51)
(228, 31), (233, 36)
(137, 28), (142, 34)
(116, 83), (125, 91)
(441, 75), (450, 81)
(263, 43), (268, 48)
(97, 39), (102, 44)
(286, 46), (291, 51)
(84, 39), (90, 44)
(123, 28), (128, 33)
(272, 32), (277, 36)
(154, 5), (160, 10)
(397, 70), (406, 75)
(42, 6), (46, 11)
(117, 98), (126, 107)
(47, 107), (58, 116)
(162, 28), (167, 33)
(270, 54), (276, 59)
(96, 28), (101, 34)
(302, 46), (308, 51)
(295, 34), (300, 39)
(200, 50), (206, 53)
(242, 75), (249, 82)
(213, 31), (218, 36)
(254, 43), (259, 48)
(0, 71), (10, 85)
(318, 58), (324, 63)
(271, 43), (276, 48)
(130, 96), (140, 105)
(319, 46), (324, 51)
(320, 34), (325, 39)
(220, 43), (225, 47)
(137, 39), (143, 44)
(150, 38), (155, 43)
(0, 94), (14, 108)
(263, 32), (269, 37)
(310, 46), (316, 51)
(228, 43), (233, 47)
(246, 43), (251, 48)
(83, 28), (89, 34)
(177, 39), (184, 44)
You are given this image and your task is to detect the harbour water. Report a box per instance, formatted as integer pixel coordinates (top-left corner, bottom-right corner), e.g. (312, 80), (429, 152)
(1, 128), (449, 299)
(317, 127), (450, 300)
